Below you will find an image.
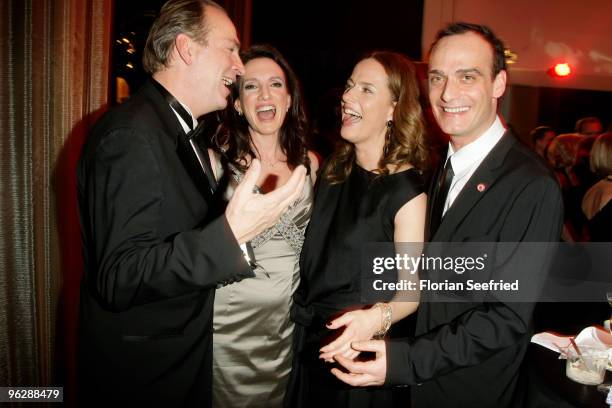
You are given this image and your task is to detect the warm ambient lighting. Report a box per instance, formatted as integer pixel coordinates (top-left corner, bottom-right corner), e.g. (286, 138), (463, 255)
(554, 63), (571, 76)
(552, 62), (571, 77)
(504, 49), (518, 65)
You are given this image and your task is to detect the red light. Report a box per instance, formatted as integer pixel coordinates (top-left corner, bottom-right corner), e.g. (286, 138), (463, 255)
(553, 63), (571, 77)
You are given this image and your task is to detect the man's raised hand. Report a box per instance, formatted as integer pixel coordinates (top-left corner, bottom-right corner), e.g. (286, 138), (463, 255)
(225, 159), (307, 244)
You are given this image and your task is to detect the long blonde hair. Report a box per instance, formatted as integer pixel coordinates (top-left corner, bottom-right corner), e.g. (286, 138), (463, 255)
(323, 51), (428, 183)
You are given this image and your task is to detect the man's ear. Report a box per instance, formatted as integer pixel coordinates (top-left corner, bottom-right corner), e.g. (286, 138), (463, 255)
(174, 33), (193, 65)
(492, 70), (507, 99)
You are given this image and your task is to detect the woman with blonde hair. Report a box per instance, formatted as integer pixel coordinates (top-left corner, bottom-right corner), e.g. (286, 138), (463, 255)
(582, 132), (612, 241)
(289, 51), (428, 407)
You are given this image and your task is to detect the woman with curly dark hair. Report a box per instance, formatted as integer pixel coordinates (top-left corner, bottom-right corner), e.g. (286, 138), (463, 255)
(209, 44), (318, 407)
(289, 51), (428, 407)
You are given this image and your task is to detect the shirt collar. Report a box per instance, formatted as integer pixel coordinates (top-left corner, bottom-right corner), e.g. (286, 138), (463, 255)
(446, 116), (506, 175)
(170, 100), (198, 133)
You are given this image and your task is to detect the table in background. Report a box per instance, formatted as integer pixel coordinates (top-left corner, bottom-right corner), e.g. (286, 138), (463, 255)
(526, 344), (610, 408)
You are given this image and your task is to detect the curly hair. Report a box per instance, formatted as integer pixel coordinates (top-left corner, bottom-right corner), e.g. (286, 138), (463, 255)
(213, 44), (310, 172)
(323, 51), (428, 183)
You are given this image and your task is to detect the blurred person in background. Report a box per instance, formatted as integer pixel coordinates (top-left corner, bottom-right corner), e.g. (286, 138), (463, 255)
(546, 133), (585, 241)
(530, 125), (556, 158)
(573, 117), (603, 193)
(575, 116), (603, 138)
(582, 132), (612, 241)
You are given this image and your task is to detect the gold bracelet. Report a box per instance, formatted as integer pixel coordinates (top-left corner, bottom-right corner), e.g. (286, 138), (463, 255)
(373, 302), (392, 339)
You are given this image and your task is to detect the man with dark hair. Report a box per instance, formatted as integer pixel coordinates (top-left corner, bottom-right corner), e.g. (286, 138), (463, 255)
(530, 125), (556, 157)
(429, 21), (508, 77)
(331, 22), (562, 408)
(77, 0), (306, 406)
(575, 116), (603, 137)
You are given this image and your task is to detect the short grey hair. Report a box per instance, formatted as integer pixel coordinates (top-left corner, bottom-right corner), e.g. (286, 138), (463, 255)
(142, 0), (225, 74)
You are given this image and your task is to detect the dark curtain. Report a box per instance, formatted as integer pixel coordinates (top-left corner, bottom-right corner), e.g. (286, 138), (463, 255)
(0, 0), (111, 405)
(223, 0), (252, 48)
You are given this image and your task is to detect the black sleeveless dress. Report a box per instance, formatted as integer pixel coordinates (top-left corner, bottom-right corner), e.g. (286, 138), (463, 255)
(288, 163), (424, 408)
(588, 200), (612, 242)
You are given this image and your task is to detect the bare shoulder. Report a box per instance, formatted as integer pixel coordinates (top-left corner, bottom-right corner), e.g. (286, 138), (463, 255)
(396, 192), (427, 217)
(307, 150), (320, 183)
(207, 148), (222, 179)
(308, 150), (320, 170)
(394, 192), (426, 241)
(207, 148), (221, 165)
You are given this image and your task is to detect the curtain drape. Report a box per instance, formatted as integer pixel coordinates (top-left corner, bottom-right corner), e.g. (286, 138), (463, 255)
(223, 0), (252, 49)
(0, 0), (111, 405)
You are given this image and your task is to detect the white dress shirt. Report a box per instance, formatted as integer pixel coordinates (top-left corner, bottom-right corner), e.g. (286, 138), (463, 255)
(443, 116), (506, 215)
(171, 101), (198, 132)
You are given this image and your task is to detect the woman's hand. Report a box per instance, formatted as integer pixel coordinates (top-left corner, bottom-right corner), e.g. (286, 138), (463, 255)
(319, 307), (382, 362)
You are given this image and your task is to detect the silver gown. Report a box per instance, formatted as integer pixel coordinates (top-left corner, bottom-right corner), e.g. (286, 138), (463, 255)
(212, 165), (313, 408)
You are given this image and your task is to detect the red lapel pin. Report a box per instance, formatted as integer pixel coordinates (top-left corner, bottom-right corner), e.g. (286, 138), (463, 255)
(477, 183), (487, 192)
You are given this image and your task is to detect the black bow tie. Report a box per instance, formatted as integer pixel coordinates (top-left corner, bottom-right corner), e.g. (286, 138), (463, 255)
(185, 122), (218, 193)
(151, 78), (217, 195)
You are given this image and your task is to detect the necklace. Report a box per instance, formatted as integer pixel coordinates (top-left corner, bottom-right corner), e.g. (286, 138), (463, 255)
(261, 157), (280, 167)
(253, 140), (284, 168)
(259, 151), (284, 168)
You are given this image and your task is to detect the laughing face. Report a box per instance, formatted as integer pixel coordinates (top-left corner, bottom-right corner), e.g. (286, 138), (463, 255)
(340, 58), (396, 149)
(235, 57), (291, 138)
(428, 31), (506, 147)
(190, 6), (244, 116)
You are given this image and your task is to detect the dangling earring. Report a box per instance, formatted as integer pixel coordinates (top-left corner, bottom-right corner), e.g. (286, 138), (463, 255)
(237, 110), (243, 116)
(384, 120), (393, 157)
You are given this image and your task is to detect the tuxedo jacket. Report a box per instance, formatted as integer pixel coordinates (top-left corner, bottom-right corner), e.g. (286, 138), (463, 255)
(77, 80), (252, 407)
(385, 132), (563, 408)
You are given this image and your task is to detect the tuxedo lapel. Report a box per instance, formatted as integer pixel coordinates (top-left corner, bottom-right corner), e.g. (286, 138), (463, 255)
(142, 80), (185, 140)
(143, 80), (214, 202)
(176, 133), (215, 202)
(431, 132), (517, 241)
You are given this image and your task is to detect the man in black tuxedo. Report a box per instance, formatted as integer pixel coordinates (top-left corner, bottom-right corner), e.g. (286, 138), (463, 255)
(331, 23), (563, 407)
(77, 1), (306, 406)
